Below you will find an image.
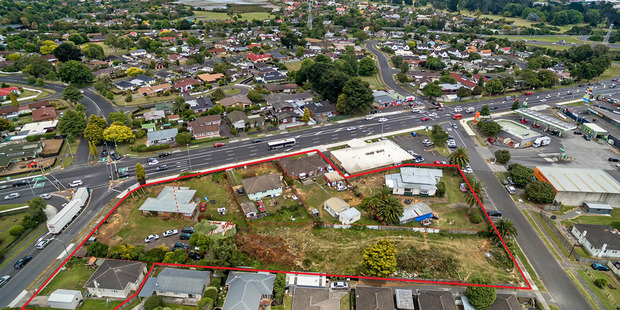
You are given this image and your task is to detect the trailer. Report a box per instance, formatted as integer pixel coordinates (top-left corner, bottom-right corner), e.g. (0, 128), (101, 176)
(533, 136), (551, 147)
(73, 187), (89, 208)
(47, 200), (83, 234)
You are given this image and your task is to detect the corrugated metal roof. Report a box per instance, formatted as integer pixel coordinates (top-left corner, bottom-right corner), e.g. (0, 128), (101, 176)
(537, 167), (620, 194)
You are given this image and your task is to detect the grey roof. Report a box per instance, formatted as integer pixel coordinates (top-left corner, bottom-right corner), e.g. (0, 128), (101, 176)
(355, 286), (394, 310)
(138, 186), (197, 214)
(324, 197), (350, 214)
(400, 202), (433, 223)
(279, 155), (326, 177)
(138, 277), (157, 298)
(266, 91), (314, 105)
(153, 268), (210, 295)
(515, 108), (577, 131)
(574, 224), (620, 250)
(133, 75), (156, 83)
(583, 202), (613, 210)
(48, 289), (81, 303)
(272, 101), (294, 111)
(394, 289), (414, 310)
(227, 110), (250, 123)
(147, 128), (178, 142)
(241, 201), (258, 215)
(114, 80), (133, 89)
(385, 167), (442, 191)
(241, 173), (283, 195)
(417, 290), (457, 310)
(535, 167), (620, 194)
(84, 260), (146, 290)
(223, 272), (276, 310)
(291, 287), (339, 310)
(306, 101), (337, 114)
(488, 294), (521, 310)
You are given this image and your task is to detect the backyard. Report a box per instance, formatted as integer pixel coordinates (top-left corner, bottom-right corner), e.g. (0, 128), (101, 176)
(561, 208), (620, 230)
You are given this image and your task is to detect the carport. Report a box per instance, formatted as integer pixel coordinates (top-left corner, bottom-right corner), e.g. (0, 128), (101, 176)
(515, 108), (577, 136)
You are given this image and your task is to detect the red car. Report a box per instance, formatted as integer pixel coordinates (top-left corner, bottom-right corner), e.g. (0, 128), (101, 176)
(532, 124), (540, 128)
(421, 117), (430, 121)
(487, 138), (495, 144)
(437, 107), (445, 111)
(200, 203), (206, 212)
(434, 160), (441, 165)
(213, 142), (225, 147)
(520, 119), (528, 124)
(257, 201), (266, 213)
(525, 92), (532, 95)
(613, 78), (618, 82)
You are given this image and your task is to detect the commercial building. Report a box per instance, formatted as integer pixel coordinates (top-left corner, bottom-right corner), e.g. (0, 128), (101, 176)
(534, 167), (620, 207)
(329, 140), (414, 174)
(494, 119), (543, 147)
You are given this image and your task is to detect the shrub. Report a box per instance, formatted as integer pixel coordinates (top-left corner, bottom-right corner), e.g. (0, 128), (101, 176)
(435, 181), (446, 198)
(494, 150), (511, 164)
(133, 143), (171, 152)
(470, 209), (483, 224)
(525, 180), (555, 203)
(594, 278), (608, 288)
(203, 287), (218, 301)
(197, 297), (214, 310)
(209, 277), (222, 287)
(143, 295), (164, 310)
(8, 225), (25, 237)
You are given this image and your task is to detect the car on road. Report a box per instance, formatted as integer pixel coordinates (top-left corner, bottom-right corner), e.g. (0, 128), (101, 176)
(525, 92), (532, 95)
(144, 234), (159, 243)
(156, 165), (168, 171)
(609, 158), (620, 162)
(163, 229), (178, 237)
(0, 275), (10, 288)
(378, 118), (388, 123)
(147, 158), (159, 165)
(505, 185), (516, 195)
(12, 180), (30, 187)
(452, 123), (458, 129)
(110, 151), (122, 161)
(454, 106), (463, 112)
(591, 263), (610, 271)
(520, 119), (528, 124)
(411, 108), (421, 113)
(4, 193), (20, 200)
(330, 281), (349, 290)
(252, 138), (263, 143)
(213, 142), (225, 147)
(420, 116), (430, 121)
(365, 114), (375, 120)
(428, 112), (437, 118)
(491, 106), (498, 110)
(159, 151), (172, 157)
(14, 255), (32, 269)
(188, 252), (204, 260)
(532, 124), (540, 128)
(613, 78), (618, 82)
(487, 138), (495, 144)
(40, 193), (51, 200)
(101, 150), (108, 157)
(69, 180), (83, 187)
(36, 239), (51, 250)
(567, 91), (573, 95)
(118, 171), (130, 178)
(347, 126), (356, 131)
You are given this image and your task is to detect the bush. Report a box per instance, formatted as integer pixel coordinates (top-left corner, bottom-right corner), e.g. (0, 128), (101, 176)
(508, 163), (534, 187)
(197, 297), (214, 310)
(525, 180), (556, 203)
(470, 209), (483, 224)
(594, 278), (608, 288)
(477, 121), (502, 136)
(203, 286), (218, 301)
(466, 276), (496, 310)
(435, 181), (446, 198)
(494, 150), (511, 164)
(8, 225), (25, 237)
(143, 295), (164, 310)
(132, 143), (171, 152)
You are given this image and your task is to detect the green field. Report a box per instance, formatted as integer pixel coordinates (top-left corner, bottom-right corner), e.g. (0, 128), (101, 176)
(490, 35), (583, 44)
(576, 269), (620, 310)
(40, 258), (94, 295)
(192, 11), (271, 21)
(562, 208), (620, 230)
(284, 61), (302, 71)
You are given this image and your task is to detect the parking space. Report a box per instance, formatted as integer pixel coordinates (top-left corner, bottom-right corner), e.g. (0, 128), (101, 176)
(391, 134), (449, 163)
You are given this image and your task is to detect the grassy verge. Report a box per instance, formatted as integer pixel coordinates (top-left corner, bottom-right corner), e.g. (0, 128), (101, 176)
(577, 269), (620, 310)
(531, 212), (571, 258)
(284, 294), (293, 310)
(511, 241), (545, 291)
(561, 209), (620, 230)
(359, 74), (386, 90)
(594, 63), (620, 82)
(192, 11), (271, 21)
(0, 224), (46, 269)
(340, 293), (351, 310)
(490, 35), (582, 44)
(0, 203), (26, 212)
(39, 258), (94, 295)
(224, 88), (241, 95)
(522, 210), (562, 261)
(565, 269), (601, 310)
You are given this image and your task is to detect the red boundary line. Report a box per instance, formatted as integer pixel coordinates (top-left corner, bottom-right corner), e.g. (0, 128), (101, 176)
(21, 149), (531, 310)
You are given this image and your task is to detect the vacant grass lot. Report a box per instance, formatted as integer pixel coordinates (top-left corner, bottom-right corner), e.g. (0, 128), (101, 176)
(192, 11), (271, 21)
(40, 258), (94, 295)
(359, 74), (385, 90)
(0, 213), (26, 253)
(490, 35), (582, 44)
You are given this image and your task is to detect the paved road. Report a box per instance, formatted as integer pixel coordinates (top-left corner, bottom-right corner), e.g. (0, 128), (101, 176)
(365, 41), (414, 98)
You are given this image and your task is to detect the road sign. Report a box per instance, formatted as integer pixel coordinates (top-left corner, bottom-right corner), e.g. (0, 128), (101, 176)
(33, 182), (45, 188)
(98, 158), (107, 163)
(33, 176), (45, 181)
(118, 167), (128, 173)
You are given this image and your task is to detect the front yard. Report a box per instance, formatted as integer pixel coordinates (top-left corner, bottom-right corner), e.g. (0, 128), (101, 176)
(39, 257), (94, 295)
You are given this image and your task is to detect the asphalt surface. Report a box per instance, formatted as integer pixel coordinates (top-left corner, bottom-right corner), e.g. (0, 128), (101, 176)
(1, 71), (619, 308)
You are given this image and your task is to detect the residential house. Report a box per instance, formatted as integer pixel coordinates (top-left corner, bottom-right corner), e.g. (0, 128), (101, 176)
(241, 201), (258, 218)
(572, 224), (620, 259)
(189, 115), (221, 139)
(256, 71), (286, 83)
(140, 268), (210, 299)
(227, 110), (250, 131)
(130, 49), (147, 57)
(241, 173), (284, 201)
(500, 47), (511, 54)
(394, 289), (414, 310)
(276, 111), (299, 125)
(270, 51), (290, 62)
(385, 167), (443, 196)
(0, 86), (19, 97)
(417, 290), (457, 310)
(247, 53), (271, 63)
(449, 73), (477, 89)
(131, 75), (156, 86)
(48, 290), (83, 310)
(32, 107), (57, 122)
(222, 272), (276, 310)
(154, 71), (176, 81)
(487, 294), (521, 310)
(306, 101), (337, 118)
(272, 101), (295, 113)
(480, 50), (492, 57)
(114, 80), (134, 91)
(144, 110), (166, 122)
(323, 171), (344, 187)
(174, 78), (201, 92)
(323, 197), (361, 225)
(399, 202), (434, 224)
(187, 97), (213, 114)
(291, 288), (339, 309)
(137, 86), (156, 97)
(265, 91), (314, 106)
(138, 186), (197, 218)
(279, 155), (326, 179)
(218, 94), (253, 108)
(197, 73), (225, 84)
(146, 128), (178, 147)
(264, 83), (298, 93)
(355, 286), (395, 310)
(141, 123), (156, 132)
(83, 259), (147, 298)
(28, 101), (51, 110)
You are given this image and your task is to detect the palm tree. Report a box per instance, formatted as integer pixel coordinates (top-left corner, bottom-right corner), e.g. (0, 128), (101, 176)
(449, 147), (470, 168)
(376, 196), (404, 225)
(465, 179), (484, 213)
(493, 218), (518, 241)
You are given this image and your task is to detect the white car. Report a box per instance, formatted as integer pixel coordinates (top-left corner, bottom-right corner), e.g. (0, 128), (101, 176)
(505, 185), (516, 195)
(69, 180), (83, 187)
(454, 106), (463, 112)
(365, 114), (375, 120)
(147, 158), (159, 166)
(144, 234), (159, 243)
(4, 193), (20, 200)
(428, 112), (437, 118)
(330, 281), (349, 289)
(411, 108), (421, 113)
(40, 193), (52, 200)
(347, 126), (356, 131)
(378, 118), (388, 123)
(163, 229), (178, 237)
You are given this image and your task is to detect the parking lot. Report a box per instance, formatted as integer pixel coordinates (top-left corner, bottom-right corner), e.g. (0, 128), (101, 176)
(391, 132), (450, 163)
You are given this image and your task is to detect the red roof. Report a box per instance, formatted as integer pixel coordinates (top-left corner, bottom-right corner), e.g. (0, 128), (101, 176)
(247, 53), (271, 62)
(0, 87), (19, 97)
(449, 73), (477, 89)
(32, 106), (57, 122)
(174, 78), (201, 89)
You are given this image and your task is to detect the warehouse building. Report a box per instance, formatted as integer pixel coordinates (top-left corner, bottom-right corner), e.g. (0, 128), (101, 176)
(534, 167), (620, 207)
(329, 139), (414, 174)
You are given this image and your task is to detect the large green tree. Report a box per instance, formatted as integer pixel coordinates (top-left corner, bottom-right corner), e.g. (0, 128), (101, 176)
(449, 147), (470, 168)
(136, 163), (146, 185)
(62, 85), (83, 103)
(23, 55), (54, 78)
(477, 121), (501, 136)
(508, 163), (534, 187)
(58, 60), (94, 85)
(211, 88), (225, 101)
(493, 218), (518, 240)
(359, 57), (377, 76)
(175, 131), (193, 145)
(362, 239), (397, 277)
(53, 42), (83, 62)
(422, 82), (443, 101)
(84, 115), (107, 145)
(466, 276), (497, 310)
(336, 78), (374, 114)
(82, 43), (105, 60)
(494, 150), (511, 164)
(57, 110), (86, 137)
(430, 124), (449, 146)
(107, 112), (132, 127)
(525, 180), (555, 203)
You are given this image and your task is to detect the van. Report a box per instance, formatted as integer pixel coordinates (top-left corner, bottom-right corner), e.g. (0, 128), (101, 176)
(182, 227), (194, 234)
(466, 107), (475, 114)
(179, 233), (191, 240)
(452, 114), (462, 120)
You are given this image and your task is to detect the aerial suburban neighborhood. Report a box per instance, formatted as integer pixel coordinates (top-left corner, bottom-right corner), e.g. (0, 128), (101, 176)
(0, 0), (620, 309)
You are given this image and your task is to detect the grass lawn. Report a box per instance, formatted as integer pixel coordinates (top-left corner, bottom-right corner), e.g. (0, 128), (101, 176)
(526, 43), (572, 51)
(229, 162), (279, 186)
(284, 294), (293, 310)
(0, 213), (26, 253)
(561, 208), (620, 230)
(79, 42), (121, 56)
(576, 269), (620, 310)
(185, 174), (248, 227)
(192, 11), (271, 21)
(113, 93), (175, 107)
(0, 223), (46, 270)
(531, 212), (571, 258)
(340, 293), (351, 310)
(490, 35), (582, 44)
(595, 63), (620, 82)
(39, 258), (94, 295)
(36, 300), (125, 310)
(359, 74), (385, 90)
(284, 61), (302, 71)
(442, 169), (468, 204)
(0, 203), (26, 212)
(224, 88), (241, 95)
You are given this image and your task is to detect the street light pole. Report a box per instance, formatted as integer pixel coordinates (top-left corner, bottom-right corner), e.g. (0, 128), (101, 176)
(187, 143), (192, 171)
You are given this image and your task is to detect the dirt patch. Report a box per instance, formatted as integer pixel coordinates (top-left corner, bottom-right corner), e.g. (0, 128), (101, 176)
(40, 139), (64, 157)
(235, 233), (299, 268)
(349, 171), (392, 196)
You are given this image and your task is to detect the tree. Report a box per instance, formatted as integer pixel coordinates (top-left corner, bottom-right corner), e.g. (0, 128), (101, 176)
(82, 43), (105, 60)
(8, 92), (18, 107)
(187, 35), (201, 47)
(494, 150), (511, 164)
(144, 295), (164, 310)
(23, 55), (54, 78)
(375, 196), (404, 225)
(302, 108), (311, 123)
(465, 178), (484, 212)
(457, 87), (472, 98)
(436, 181), (446, 198)
(430, 124), (449, 146)
(477, 121), (501, 136)
(525, 180), (555, 203)
(494, 218), (518, 240)
(358, 57), (377, 76)
(440, 74), (457, 84)
(594, 278), (608, 288)
(53, 42), (83, 62)
(107, 112), (131, 127)
(362, 239), (396, 277)
(425, 56), (446, 71)
(175, 131), (193, 145)
(103, 124), (134, 143)
(8, 225), (25, 237)
(58, 61), (94, 85)
(125, 67), (144, 77)
(466, 276), (496, 310)
(511, 101), (520, 110)
(508, 163), (534, 187)
(485, 79), (504, 95)
(247, 90), (263, 103)
(212, 88), (225, 101)
(449, 147), (470, 168)
(84, 115), (107, 145)
(28, 197), (46, 213)
(480, 105), (490, 117)
(173, 96), (186, 113)
(87, 241), (109, 257)
(68, 33), (87, 45)
(39, 40), (58, 55)
(58, 110), (86, 137)
(338, 78), (374, 114)
(136, 163), (146, 185)
(0, 118), (14, 131)
(422, 83), (443, 101)
(62, 85), (83, 103)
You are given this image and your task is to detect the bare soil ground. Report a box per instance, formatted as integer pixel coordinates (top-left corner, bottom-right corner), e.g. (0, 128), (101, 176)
(40, 139), (64, 156)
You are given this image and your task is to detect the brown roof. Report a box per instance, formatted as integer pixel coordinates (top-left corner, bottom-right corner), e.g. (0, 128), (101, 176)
(241, 173), (283, 195)
(28, 101), (51, 110)
(197, 73), (225, 83)
(0, 105), (18, 116)
(279, 155), (326, 177)
(264, 83), (298, 92)
(218, 94), (252, 107)
(32, 106), (57, 122)
(189, 115), (221, 136)
(356, 286), (395, 310)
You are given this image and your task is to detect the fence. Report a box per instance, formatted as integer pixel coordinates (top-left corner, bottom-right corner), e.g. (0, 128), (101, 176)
(542, 205), (562, 212)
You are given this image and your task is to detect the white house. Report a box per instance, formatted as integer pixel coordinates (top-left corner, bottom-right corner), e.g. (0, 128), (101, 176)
(84, 260), (147, 298)
(572, 224), (620, 259)
(339, 207), (361, 225)
(48, 290), (83, 310)
(385, 167), (443, 196)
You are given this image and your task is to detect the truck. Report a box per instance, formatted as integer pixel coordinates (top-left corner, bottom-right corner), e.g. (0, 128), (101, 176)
(533, 136), (551, 147)
(46, 187), (90, 234)
(466, 107), (475, 114)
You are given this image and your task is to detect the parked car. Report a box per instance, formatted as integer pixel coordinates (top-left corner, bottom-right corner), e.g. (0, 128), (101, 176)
(4, 193), (20, 200)
(573, 131), (582, 135)
(14, 255), (32, 269)
(159, 151), (172, 157)
(422, 139), (434, 146)
(69, 180), (83, 187)
(549, 129), (560, 136)
(505, 185), (516, 195)
(40, 193), (51, 200)
(532, 124), (540, 128)
(179, 233), (191, 240)
(36, 239), (51, 250)
(257, 201), (266, 213)
(583, 134), (592, 141)
(144, 234), (159, 243)
(252, 138), (263, 143)
(163, 229), (178, 237)
(0, 275), (10, 288)
(173, 243), (189, 251)
(520, 119), (528, 124)
(487, 210), (502, 218)
(487, 138), (495, 144)
(507, 177), (514, 185)
(188, 252), (204, 260)
(414, 157), (425, 163)
(156, 165), (168, 171)
(591, 263), (610, 271)
(200, 203), (206, 212)
(330, 281), (349, 290)
(213, 142), (225, 147)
